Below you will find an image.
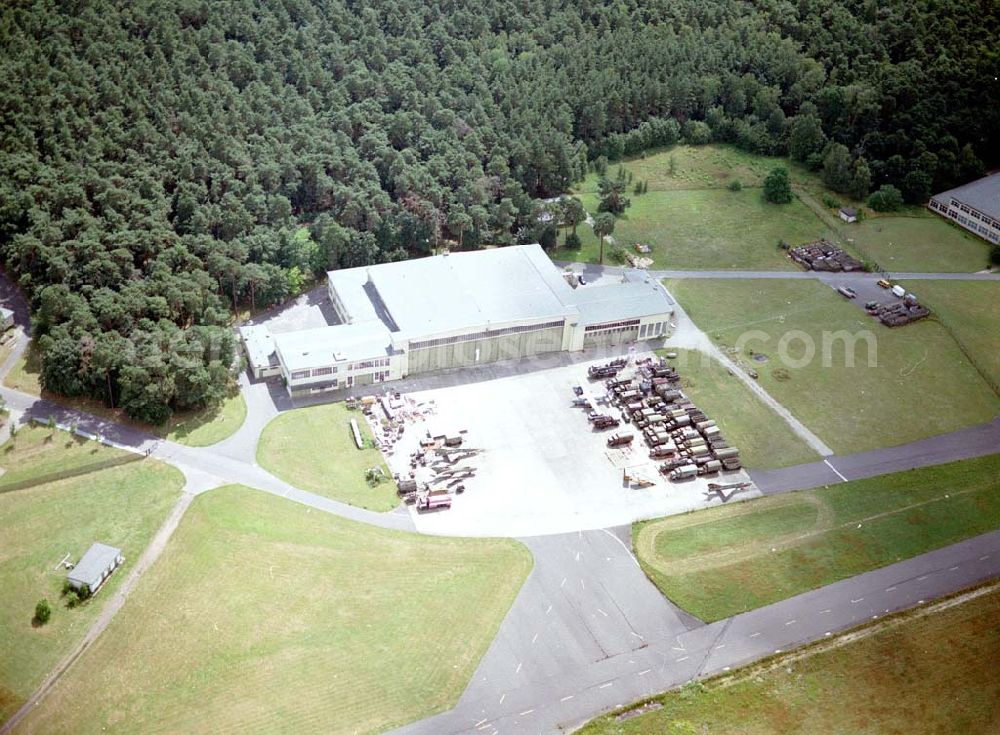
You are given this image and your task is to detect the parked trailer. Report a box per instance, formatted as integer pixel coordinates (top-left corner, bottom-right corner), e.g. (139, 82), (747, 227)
(607, 432), (634, 447)
(714, 447), (741, 460)
(669, 464), (698, 481)
(415, 491), (452, 511)
(649, 444), (678, 458)
(698, 460), (723, 475)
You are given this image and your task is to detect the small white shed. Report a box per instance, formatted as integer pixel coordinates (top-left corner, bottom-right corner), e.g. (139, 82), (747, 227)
(67, 543), (124, 595)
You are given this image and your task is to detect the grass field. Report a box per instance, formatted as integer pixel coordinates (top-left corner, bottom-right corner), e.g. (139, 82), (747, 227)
(3, 347), (247, 447)
(257, 402), (398, 511)
(633, 454), (1000, 621)
(851, 215), (992, 273)
(0, 427), (184, 724)
(550, 145), (841, 269)
(656, 349), (819, 469)
(900, 279), (1000, 388)
(578, 585), (1000, 735)
(666, 278), (1000, 454)
(16, 486), (533, 735)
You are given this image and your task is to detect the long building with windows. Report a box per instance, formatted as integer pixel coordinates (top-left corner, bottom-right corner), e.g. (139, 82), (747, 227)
(928, 173), (1000, 244)
(242, 244), (674, 396)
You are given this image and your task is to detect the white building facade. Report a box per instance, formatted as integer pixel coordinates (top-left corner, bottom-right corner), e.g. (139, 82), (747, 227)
(928, 174), (1000, 244)
(244, 245), (674, 397)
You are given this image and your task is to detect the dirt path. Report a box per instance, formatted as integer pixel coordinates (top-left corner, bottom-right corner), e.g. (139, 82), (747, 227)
(0, 491), (194, 735)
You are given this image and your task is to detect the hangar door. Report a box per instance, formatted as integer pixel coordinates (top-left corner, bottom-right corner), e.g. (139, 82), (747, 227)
(582, 318), (640, 348)
(407, 321), (565, 375)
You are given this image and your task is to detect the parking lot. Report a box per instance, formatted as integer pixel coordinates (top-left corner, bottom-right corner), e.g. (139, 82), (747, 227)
(378, 354), (757, 537)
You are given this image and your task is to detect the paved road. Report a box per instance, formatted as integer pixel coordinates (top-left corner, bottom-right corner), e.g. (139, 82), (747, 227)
(751, 416), (1000, 494)
(559, 261), (1000, 282)
(388, 529), (1000, 735)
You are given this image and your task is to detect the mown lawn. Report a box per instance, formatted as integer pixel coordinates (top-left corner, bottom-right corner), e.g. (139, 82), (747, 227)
(851, 214), (992, 273)
(3, 347), (247, 447)
(633, 454), (1000, 621)
(257, 402), (398, 511)
(656, 348), (819, 469)
(578, 586), (1000, 735)
(16, 486), (533, 735)
(900, 279), (1000, 388)
(0, 428), (184, 725)
(666, 278), (999, 454)
(550, 145), (840, 270)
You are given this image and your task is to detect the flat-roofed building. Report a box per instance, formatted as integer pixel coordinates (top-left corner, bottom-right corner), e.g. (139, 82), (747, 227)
(247, 245), (673, 397)
(928, 174), (1000, 244)
(1, 306), (13, 332)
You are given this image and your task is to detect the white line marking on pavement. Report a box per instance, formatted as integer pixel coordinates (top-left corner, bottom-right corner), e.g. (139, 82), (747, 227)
(531, 633), (538, 644)
(851, 598), (864, 604)
(918, 576), (927, 581)
(824, 459), (849, 482)
(597, 608), (608, 617)
(637, 669), (651, 676)
(714, 644), (726, 650)
(630, 632), (645, 641)
(979, 555), (990, 561)
(819, 609), (831, 614)
(474, 718), (487, 727)
(520, 709), (534, 716)
(476, 723), (491, 731)
(560, 577), (566, 588)
(676, 656), (689, 662)
(599, 682), (613, 689)
(575, 551), (581, 561)
(561, 695), (574, 702)
(785, 619), (796, 626)
(515, 662), (522, 674)
(949, 566), (959, 571)
(599, 528), (642, 568)
(499, 694), (506, 705)
(546, 604), (553, 614)
(580, 578), (585, 590)
(750, 632), (761, 638)
(885, 586), (897, 592)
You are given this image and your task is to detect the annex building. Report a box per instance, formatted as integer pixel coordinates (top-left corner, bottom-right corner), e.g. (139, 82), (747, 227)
(242, 244), (674, 397)
(928, 173), (1000, 244)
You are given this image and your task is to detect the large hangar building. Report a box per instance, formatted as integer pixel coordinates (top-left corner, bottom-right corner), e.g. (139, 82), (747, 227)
(243, 244), (673, 397)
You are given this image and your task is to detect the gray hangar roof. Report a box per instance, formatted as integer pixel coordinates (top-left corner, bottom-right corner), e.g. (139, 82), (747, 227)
(932, 173), (1000, 219)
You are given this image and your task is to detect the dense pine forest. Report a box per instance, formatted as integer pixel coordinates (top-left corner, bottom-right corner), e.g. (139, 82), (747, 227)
(1, 0), (998, 422)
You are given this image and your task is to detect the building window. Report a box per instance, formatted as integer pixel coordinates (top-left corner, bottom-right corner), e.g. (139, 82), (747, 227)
(584, 318), (641, 334)
(290, 370), (310, 380)
(409, 320), (564, 351)
(312, 367), (333, 377)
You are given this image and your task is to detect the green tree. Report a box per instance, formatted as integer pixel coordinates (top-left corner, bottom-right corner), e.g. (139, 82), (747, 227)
(597, 177), (631, 215)
(34, 598), (51, 625)
(593, 213), (616, 265)
(867, 185), (903, 212)
(763, 167), (792, 204)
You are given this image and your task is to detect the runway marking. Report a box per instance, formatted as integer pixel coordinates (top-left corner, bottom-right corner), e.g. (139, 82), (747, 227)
(948, 566), (959, 571)
(917, 575), (928, 581)
(561, 694), (574, 702)
(575, 551), (581, 562)
(637, 669), (651, 676)
(599, 528), (642, 568)
(560, 577), (566, 588)
(599, 682), (614, 689)
(824, 459), (848, 482)
(597, 608), (608, 617)
(785, 619), (796, 626)
(885, 586), (897, 592)
(630, 631), (645, 641)
(546, 604), (553, 614)
(474, 718), (487, 727)
(750, 632), (761, 638)
(979, 555), (990, 561)
(851, 598), (864, 604)
(531, 633), (538, 644)
(714, 644), (726, 650)
(675, 655), (689, 662)
(515, 662), (522, 674)
(499, 693), (506, 705)
(819, 609), (831, 614)
(580, 579), (586, 590)
(476, 723), (491, 731)
(520, 708), (534, 716)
